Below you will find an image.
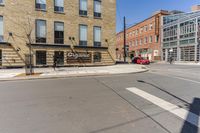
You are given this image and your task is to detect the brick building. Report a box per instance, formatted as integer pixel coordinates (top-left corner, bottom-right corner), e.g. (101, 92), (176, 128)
(116, 10), (169, 62)
(0, 0), (116, 68)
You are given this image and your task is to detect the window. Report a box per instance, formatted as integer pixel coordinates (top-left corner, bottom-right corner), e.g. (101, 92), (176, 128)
(94, 26), (101, 47)
(79, 25), (87, 46)
(54, 51), (64, 65)
(136, 40), (138, 46)
(54, 0), (64, 12)
(155, 35), (159, 43)
(149, 36), (152, 43)
(0, 16), (3, 42)
(140, 39), (143, 45)
(36, 51), (46, 65)
(94, 0), (101, 18)
(36, 0), (46, 10)
(149, 23), (153, 30)
(36, 20), (46, 43)
(54, 22), (64, 44)
(144, 26), (148, 32)
(140, 27), (143, 34)
(79, 0), (87, 16)
(144, 37), (147, 44)
(93, 52), (101, 62)
(0, 0), (4, 5)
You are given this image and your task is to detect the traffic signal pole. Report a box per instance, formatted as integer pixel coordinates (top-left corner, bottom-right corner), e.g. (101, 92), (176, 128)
(124, 16), (126, 62)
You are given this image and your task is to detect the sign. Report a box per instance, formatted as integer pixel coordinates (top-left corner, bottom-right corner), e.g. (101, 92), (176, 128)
(67, 52), (92, 64)
(153, 50), (159, 56)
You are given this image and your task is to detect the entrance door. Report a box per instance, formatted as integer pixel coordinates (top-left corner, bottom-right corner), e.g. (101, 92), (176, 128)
(0, 49), (2, 66)
(54, 51), (64, 65)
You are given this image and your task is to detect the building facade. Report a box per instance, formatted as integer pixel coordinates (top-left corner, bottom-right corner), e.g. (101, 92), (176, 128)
(0, 0), (116, 68)
(116, 10), (169, 62)
(161, 11), (200, 62)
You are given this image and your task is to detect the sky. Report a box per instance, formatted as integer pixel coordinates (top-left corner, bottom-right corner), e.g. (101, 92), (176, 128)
(116, 0), (200, 32)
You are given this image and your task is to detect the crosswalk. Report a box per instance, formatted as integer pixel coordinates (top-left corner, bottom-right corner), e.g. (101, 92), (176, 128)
(126, 87), (200, 128)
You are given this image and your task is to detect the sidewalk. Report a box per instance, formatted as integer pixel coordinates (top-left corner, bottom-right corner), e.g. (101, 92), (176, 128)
(0, 64), (148, 81)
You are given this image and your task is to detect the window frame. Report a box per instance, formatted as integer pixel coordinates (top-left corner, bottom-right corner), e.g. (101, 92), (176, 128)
(93, 52), (102, 63)
(36, 51), (47, 65)
(35, 19), (47, 43)
(54, 0), (64, 13)
(79, 0), (88, 16)
(0, 16), (3, 42)
(35, 0), (46, 11)
(79, 24), (88, 46)
(0, 0), (4, 5)
(54, 21), (64, 44)
(93, 26), (101, 47)
(94, 0), (101, 18)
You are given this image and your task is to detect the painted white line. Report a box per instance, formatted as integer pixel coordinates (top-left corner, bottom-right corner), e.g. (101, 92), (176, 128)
(126, 87), (200, 128)
(173, 76), (200, 84)
(149, 71), (200, 84)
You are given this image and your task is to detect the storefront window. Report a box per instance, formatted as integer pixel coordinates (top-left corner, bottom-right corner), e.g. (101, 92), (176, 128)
(36, 51), (46, 65)
(93, 52), (101, 62)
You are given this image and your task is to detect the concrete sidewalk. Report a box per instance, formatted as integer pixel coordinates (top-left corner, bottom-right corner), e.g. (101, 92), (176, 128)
(0, 64), (148, 81)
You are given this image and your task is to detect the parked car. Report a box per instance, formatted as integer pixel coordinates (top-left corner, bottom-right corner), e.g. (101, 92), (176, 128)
(132, 57), (150, 65)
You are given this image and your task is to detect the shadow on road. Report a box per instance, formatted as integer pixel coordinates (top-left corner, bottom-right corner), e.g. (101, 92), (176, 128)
(137, 80), (200, 133)
(137, 80), (189, 106)
(181, 98), (200, 133)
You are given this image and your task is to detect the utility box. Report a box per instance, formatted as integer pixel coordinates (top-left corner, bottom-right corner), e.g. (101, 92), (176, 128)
(25, 54), (34, 75)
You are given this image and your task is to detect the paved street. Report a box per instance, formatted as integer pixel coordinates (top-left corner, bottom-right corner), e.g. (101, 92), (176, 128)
(0, 64), (200, 133)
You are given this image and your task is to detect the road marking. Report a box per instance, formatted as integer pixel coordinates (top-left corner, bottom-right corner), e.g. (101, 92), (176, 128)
(173, 76), (200, 84)
(126, 87), (200, 128)
(149, 71), (200, 84)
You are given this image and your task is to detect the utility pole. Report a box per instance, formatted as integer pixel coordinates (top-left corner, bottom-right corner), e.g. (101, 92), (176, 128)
(123, 16), (126, 62)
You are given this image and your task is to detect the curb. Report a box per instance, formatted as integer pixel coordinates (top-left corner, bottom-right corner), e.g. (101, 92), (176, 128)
(0, 69), (149, 82)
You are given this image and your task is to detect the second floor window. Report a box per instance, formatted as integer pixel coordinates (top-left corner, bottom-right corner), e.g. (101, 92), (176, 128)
(94, 0), (101, 18)
(54, 22), (64, 44)
(79, 25), (87, 46)
(0, 16), (3, 42)
(54, 0), (64, 12)
(94, 26), (101, 47)
(79, 0), (87, 16)
(36, 20), (46, 43)
(36, 0), (46, 10)
(0, 0), (4, 5)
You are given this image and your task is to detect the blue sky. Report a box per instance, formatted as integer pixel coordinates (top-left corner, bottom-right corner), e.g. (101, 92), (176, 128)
(116, 0), (200, 32)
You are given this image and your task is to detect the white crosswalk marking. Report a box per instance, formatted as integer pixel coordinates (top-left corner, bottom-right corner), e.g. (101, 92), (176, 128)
(126, 87), (200, 128)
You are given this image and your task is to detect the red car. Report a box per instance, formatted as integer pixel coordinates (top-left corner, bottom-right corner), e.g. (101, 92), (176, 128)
(132, 57), (150, 65)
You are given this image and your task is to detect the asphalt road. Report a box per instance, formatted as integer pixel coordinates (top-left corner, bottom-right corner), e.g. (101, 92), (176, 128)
(0, 64), (200, 133)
